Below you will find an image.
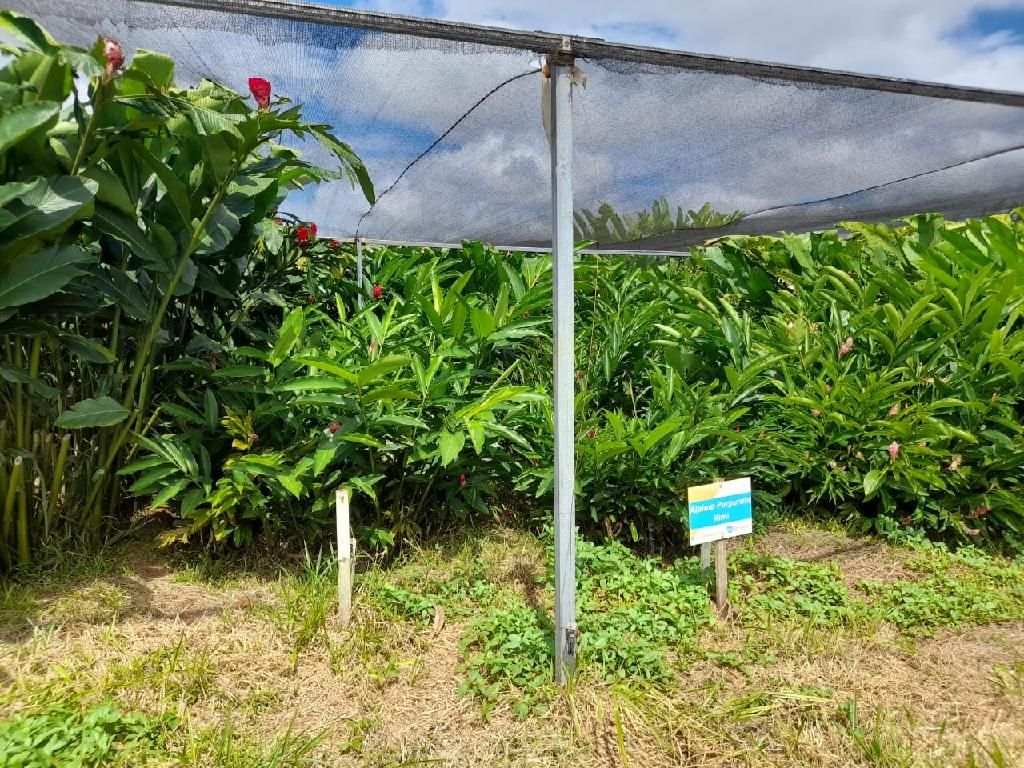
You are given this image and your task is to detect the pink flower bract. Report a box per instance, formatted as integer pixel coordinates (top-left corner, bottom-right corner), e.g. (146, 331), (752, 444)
(839, 336), (854, 359)
(888, 441), (901, 461)
(103, 38), (124, 78)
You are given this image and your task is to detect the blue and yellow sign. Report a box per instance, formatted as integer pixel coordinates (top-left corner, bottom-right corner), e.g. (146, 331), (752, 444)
(688, 477), (753, 546)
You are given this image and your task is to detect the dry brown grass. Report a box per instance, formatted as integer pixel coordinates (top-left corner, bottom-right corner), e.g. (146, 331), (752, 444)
(1, 526), (1021, 767)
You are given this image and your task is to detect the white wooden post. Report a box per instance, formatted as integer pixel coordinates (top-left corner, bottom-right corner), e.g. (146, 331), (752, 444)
(336, 488), (352, 627)
(714, 539), (728, 616)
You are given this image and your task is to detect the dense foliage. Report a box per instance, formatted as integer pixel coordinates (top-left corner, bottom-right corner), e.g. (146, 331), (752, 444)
(3, 12), (1023, 564)
(0, 12), (372, 570)
(136, 212), (1024, 553)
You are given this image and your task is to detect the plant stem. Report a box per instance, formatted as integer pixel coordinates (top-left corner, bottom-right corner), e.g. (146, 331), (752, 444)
(16, 478), (29, 565)
(2, 457), (23, 566)
(69, 79), (109, 175)
(45, 434), (71, 538)
(121, 164), (240, 411)
(24, 335), (41, 453)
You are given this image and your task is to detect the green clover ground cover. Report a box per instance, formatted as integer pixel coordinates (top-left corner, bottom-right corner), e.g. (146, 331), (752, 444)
(363, 532), (1024, 719)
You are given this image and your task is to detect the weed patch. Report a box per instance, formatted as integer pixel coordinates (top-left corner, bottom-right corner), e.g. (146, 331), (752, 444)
(0, 700), (173, 767)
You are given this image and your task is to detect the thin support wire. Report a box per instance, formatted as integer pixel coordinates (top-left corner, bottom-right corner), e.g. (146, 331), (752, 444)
(355, 69), (539, 237)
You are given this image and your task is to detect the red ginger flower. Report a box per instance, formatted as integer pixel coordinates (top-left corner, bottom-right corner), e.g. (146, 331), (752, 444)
(330, 240), (341, 248)
(103, 38), (124, 79)
(328, 422), (340, 434)
(373, 284), (383, 300)
(459, 474), (467, 487)
(888, 441), (901, 461)
(248, 77), (272, 110)
(307, 294), (315, 303)
(296, 224), (318, 245)
(587, 429), (596, 439)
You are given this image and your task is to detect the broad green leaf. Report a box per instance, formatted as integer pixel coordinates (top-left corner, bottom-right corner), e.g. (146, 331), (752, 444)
(863, 469), (885, 497)
(276, 376), (350, 393)
(204, 389), (218, 429)
(0, 175), (97, 243)
(269, 307), (303, 366)
(122, 139), (191, 230)
(96, 204), (169, 268)
(130, 466), (180, 494)
(117, 456), (169, 476)
(180, 488), (204, 518)
(0, 101), (59, 154)
(295, 356), (358, 384)
(313, 442), (337, 477)
(454, 386), (538, 421)
(210, 365), (266, 379)
(376, 414), (429, 430)
(55, 396), (130, 429)
(0, 362), (31, 384)
(438, 430), (465, 466)
(162, 402), (205, 426)
(310, 126), (375, 204)
(82, 166), (135, 215)
(59, 333), (115, 364)
(151, 479), (191, 508)
(340, 433), (385, 449)
(0, 244), (94, 310)
(0, 11), (57, 52)
(278, 473), (304, 498)
(126, 49), (175, 89)
(57, 46), (102, 78)
(361, 387), (419, 404)
(357, 355), (411, 387)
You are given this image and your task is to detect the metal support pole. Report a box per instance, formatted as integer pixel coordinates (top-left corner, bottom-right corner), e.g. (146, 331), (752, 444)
(549, 54), (576, 684)
(355, 238), (365, 309)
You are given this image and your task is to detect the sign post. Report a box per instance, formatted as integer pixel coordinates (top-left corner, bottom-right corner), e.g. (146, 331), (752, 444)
(336, 488), (353, 627)
(688, 477), (752, 615)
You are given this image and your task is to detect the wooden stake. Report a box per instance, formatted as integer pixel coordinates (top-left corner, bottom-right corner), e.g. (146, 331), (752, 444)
(700, 542), (711, 570)
(714, 538), (728, 616)
(336, 488), (352, 628)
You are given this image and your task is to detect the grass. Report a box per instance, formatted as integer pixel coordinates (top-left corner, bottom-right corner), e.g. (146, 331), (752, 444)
(0, 521), (1022, 767)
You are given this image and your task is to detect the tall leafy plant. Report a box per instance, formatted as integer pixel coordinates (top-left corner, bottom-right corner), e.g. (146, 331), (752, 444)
(0, 12), (372, 569)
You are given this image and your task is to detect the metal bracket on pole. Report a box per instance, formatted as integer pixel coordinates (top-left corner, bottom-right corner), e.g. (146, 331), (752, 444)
(548, 51), (576, 684)
(355, 238), (365, 309)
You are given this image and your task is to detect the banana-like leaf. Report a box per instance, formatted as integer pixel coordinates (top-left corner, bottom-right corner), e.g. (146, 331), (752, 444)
(54, 396), (130, 429)
(0, 244), (94, 310)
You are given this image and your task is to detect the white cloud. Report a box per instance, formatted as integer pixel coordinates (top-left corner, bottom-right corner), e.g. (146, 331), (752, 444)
(426, 0), (1024, 91)
(14, 0), (1024, 249)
